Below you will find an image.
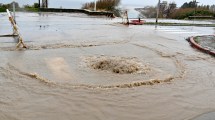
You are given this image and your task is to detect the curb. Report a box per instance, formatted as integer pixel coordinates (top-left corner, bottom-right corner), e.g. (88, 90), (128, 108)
(188, 35), (215, 57)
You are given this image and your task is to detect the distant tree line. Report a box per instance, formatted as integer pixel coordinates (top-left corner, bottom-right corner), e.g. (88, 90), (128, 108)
(0, 2), (39, 12)
(23, 3), (39, 9)
(138, 1), (215, 19)
(172, 1), (215, 19)
(0, 2), (20, 12)
(181, 1), (198, 8)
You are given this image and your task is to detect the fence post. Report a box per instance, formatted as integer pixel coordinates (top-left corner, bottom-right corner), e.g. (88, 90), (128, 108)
(6, 9), (27, 48)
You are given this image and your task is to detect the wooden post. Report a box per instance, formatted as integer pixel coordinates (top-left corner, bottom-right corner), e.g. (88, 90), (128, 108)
(13, 1), (16, 22)
(46, 0), (48, 8)
(7, 9), (27, 48)
(125, 11), (129, 25)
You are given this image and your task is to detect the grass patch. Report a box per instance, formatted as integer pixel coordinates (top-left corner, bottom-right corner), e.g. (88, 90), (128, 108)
(0, 8), (6, 12)
(144, 22), (215, 27)
(194, 37), (200, 43)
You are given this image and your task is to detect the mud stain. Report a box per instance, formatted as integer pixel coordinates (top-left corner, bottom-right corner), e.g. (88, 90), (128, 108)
(46, 57), (73, 81)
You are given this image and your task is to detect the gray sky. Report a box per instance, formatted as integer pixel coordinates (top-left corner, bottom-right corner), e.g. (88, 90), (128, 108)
(0, 0), (214, 8)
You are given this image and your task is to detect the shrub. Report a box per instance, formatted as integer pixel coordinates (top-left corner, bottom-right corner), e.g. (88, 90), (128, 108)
(0, 7), (6, 12)
(170, 8), (214, 19)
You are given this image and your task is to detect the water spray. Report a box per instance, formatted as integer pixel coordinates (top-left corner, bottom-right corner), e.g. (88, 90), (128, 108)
(13, 1), (16, 22)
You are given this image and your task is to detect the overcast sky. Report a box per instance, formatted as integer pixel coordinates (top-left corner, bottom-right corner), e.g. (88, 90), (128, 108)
(0, 0), (214, 8)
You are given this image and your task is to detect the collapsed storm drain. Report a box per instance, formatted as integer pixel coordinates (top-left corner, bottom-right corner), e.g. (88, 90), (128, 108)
(84, 56), (151, 74)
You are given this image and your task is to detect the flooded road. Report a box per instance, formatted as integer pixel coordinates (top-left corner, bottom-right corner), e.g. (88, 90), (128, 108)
(0, 12), (215, 120)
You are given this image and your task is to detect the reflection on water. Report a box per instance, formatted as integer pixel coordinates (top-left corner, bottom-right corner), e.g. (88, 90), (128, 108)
(0, 12), (215, 120)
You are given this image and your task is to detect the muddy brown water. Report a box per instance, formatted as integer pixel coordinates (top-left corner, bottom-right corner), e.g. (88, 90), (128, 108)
(0, 12), (215, 120)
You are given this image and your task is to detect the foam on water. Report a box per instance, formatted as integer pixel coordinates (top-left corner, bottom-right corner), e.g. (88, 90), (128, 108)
(84, 56), (150, 74)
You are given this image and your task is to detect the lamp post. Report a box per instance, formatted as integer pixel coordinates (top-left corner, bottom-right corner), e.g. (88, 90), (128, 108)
(194, 0), (199, 15)
(94, 0), (97, 11)
(193, 0), (199, 22)
(156, 0), (160, 27)
(46, 0), (48, 8)
(13, 1), (16, 21)
(213, 6), (215, 14)
(39, 0), (40, 8)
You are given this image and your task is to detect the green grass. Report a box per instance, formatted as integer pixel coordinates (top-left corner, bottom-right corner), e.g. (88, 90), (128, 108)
(194, 37), (200, 43)
(24, 8), (39, 12)
(0, 7), (39, 12)
(144, 22), (215, 27)
(0, 7), (6, 12)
